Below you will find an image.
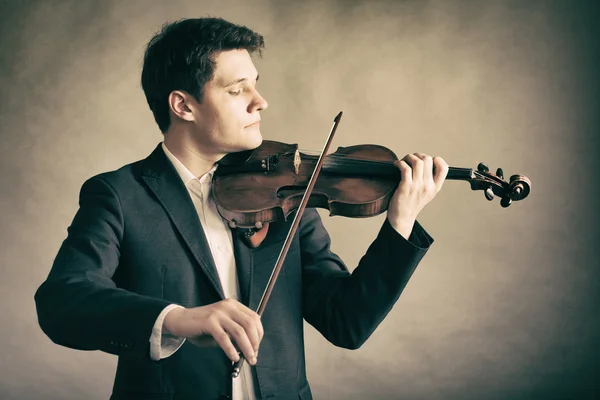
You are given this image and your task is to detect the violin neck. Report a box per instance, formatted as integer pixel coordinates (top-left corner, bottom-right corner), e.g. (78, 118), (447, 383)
(322, 158), (474, 182)
(446, 167), (476, 181)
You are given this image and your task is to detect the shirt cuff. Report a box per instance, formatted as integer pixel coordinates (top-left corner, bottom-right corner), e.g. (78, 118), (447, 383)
(149, 304), (186, 361)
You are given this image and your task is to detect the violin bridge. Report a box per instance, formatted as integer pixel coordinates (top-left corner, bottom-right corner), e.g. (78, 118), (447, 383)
(293, 149), (301, 175)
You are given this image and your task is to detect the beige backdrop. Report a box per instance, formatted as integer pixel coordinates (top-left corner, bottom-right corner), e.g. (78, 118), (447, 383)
(1, 0), (598, 399)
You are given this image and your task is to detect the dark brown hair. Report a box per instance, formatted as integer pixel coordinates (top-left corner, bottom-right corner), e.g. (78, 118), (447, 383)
(141, 17), (265, 132)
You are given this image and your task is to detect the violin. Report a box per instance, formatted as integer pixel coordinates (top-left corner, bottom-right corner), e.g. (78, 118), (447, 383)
(210, 112), (531, 377)
(213, 141), (531, 230)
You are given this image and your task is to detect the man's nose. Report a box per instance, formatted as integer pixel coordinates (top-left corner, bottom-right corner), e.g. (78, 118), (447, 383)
(250, 90), (268, 112)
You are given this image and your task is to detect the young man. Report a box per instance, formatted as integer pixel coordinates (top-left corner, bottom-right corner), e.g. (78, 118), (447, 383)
(35, 17), (448, 400)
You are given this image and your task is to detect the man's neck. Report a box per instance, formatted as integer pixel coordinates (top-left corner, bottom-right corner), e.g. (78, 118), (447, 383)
(163, 131), (221, 178)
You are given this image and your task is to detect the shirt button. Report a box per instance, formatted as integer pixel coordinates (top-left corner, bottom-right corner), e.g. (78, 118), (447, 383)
(217, 245), (223, 251)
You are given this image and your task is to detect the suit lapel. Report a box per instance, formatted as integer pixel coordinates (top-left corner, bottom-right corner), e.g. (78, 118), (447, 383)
(140, 144), (225, 299)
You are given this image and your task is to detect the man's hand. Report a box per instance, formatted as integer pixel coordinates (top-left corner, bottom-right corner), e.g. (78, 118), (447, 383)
(387, 153), (449, 239)
(163, 298), (263, 365)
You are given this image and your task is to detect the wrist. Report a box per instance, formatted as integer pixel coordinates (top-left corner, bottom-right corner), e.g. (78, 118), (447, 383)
(163, 306), (187, 336)
(387, 215), (416, 240)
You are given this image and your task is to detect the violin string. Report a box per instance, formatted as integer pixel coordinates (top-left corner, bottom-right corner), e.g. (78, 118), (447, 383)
(295, 150), (392, 165)
(297, 152), (476, 174)
(290, 150), (486, 181)
(303, 152), (510, 184)
(298, 150), (472, 169)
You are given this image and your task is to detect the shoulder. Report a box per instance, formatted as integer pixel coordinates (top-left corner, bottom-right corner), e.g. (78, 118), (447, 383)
(81, 154), (150, 193)
(72, 156), (151, 209)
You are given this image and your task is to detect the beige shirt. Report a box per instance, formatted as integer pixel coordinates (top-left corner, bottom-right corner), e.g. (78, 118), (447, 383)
(148, 142), (257, 400)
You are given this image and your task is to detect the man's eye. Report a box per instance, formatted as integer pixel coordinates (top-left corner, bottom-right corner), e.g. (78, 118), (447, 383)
(229, 90), (241, 96)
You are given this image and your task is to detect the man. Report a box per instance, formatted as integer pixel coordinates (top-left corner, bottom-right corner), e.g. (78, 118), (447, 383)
(35, 17), (448, 400)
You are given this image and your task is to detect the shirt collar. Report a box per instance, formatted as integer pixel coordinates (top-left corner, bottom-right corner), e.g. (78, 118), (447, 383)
(161, 142), (216, 186)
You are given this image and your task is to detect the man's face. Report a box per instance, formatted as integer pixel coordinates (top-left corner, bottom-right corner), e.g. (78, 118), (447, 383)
(189, 49), (268, 156)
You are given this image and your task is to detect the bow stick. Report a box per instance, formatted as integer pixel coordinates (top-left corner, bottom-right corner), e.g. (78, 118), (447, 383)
(231, 111), (344, 377)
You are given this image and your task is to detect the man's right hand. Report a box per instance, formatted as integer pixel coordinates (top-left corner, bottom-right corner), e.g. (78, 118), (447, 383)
(163, 298), (263, 365)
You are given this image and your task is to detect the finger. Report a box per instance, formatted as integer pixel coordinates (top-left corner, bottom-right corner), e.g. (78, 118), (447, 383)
(395, 160), (412, 189)
(221, 318), (257, 365)
(230, 310), (261, 355)
(255, 312), (264, 346)
(230, 301), (263, 352)
(432, 156), (449, 191)
(209, 325), (240, 363)
(404, 154), (423, 182)
(414, 153), (433, 185)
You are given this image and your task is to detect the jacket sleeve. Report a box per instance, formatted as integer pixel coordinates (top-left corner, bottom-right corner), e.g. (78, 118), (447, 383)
(299, 209), (433, 350)
(34, 176), (172, 360)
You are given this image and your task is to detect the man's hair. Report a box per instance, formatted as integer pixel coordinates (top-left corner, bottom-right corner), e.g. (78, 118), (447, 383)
(141, 17), (265, 133)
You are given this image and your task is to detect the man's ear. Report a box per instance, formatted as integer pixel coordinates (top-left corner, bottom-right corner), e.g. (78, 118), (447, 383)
(168, 90), (195, 123)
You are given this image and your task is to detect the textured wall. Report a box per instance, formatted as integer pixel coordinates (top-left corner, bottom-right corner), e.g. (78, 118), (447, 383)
(1, 0), (598, 399)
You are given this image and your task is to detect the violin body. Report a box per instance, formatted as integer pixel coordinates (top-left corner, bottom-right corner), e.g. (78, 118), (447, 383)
(213, 140), (400, 229)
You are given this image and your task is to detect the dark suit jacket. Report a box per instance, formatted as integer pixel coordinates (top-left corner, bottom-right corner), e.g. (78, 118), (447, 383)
(34, 144), (433, 400)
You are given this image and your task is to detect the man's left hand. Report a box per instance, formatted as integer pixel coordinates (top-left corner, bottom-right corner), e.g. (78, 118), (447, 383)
(387, 152), (449, 239)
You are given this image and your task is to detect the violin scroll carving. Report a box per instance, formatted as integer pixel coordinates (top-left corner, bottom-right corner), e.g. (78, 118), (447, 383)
(469, 162), (531, 207)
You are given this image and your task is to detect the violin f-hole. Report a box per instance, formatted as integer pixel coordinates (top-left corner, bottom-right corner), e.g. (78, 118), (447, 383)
(276, 185), (307, 198)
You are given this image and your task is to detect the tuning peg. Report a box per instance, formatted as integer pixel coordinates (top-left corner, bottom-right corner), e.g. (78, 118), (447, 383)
(484, 187), (494, 201)
(477, 162), (489, 173)
(496, 167), (504, 180)
(500, 197), (512, 208)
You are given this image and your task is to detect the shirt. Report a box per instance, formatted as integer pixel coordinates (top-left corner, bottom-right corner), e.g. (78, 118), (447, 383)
(148, 142), (257, 400)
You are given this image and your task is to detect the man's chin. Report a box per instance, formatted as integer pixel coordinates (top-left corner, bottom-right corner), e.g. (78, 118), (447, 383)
(242, 134), (263, 151)
(227, 136), (263, 154)
(250, 135), (263, 150)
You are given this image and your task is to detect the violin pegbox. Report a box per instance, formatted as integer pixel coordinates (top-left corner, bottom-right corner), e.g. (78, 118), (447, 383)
(470, 162), (531, 207)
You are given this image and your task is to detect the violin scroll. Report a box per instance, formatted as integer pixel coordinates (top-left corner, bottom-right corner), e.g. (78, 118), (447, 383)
(468, 162), (531, 207)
